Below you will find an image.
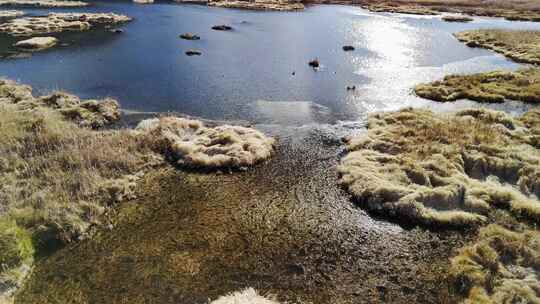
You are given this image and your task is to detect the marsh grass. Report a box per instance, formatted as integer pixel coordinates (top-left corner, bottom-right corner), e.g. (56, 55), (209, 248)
(450, 224), (540, 303)
(455, 30), (540, 64)
(0, 104), (161, 294)
(358, 0), (540, 20)
(414, 69), (540, 104)
(338, 108), (540, 227)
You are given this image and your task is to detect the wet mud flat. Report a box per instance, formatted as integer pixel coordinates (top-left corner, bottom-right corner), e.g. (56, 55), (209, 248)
(16, 123), (469, 304)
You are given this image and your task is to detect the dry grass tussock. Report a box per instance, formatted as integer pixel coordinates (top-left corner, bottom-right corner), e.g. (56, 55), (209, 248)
(338, 107), (540, 227)
(136, 117), (276, 170)
(455, 30), (540, 65)
(0, 104), (162, 297)
(415, 69), (540, 104)
(451, 224), (540, 304)
(0, 79), (121, 128)
(210, 288), (280, 304)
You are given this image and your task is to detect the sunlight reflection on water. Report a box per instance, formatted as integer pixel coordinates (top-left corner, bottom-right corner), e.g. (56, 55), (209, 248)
(0, 4), (538, 123)
(341, 9), (533, 116)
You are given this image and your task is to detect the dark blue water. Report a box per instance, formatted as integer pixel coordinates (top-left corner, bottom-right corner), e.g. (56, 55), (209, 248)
(0, 2), (539, 124)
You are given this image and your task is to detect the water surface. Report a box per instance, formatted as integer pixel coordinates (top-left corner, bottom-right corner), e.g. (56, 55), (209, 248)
(0, 2), (538, 123)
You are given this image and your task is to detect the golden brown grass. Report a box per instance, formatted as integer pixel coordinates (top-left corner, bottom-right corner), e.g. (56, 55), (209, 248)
(0, 80), (122, 129)
(455, 30), (540, 65)
(414, 69), (540, 104)
(450, 224), (540, 304)
(338, 107), (540, 227)
(0, 103), (162, 297)
(136, 117), (276, 169)
(356, 0), (540, 20)
(210, 288), (280, 304)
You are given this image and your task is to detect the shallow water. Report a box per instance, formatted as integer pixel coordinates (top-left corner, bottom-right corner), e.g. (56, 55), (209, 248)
(16, 123), (468, 304)
(0, 2), (539, 124)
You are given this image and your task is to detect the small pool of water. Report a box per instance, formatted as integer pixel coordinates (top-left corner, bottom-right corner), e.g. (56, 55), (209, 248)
(0, 2), (538, 124)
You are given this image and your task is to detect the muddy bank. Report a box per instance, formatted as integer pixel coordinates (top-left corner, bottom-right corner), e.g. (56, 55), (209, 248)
(15, 123), (464, 303)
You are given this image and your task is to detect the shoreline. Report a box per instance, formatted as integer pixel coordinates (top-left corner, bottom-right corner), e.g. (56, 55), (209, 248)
(1, 3), (539, 303)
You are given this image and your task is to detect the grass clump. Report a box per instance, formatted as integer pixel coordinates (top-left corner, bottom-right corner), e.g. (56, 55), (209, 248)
(0, 79), (121, 129)
(451, 224), (540, 303)
(338, 107), (540, 227)
(136, 117), (276, 170)
(210, 288), (280, 304)
(414, 69), (540, 104)
(455, 30), (540, 65)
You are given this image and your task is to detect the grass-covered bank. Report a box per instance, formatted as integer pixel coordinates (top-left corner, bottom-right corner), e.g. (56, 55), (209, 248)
(455, 30), (540, 65)
(14, 130), (463, 304)
(408, 27), (540, 304)
(356, 0), (540, 21)
(415, 30), (540, 104)
(0, 81), (165, 301)
(415, 69), (540, 104)
(0, 104), (162, 300)
(339, 107), (540, 227)
(338, 107), (540, 303)
(0, 78), (279, 302)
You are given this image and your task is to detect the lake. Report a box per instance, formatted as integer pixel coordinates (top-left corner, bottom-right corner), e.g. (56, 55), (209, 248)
(0, 1), (539, 125)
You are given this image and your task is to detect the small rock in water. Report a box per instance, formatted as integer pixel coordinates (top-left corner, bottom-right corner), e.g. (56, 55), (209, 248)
(185, 49), (202, 56)
(211, 25), (233, 31)
(14, 36), (58, 51)
(342, 45), (355, 51)
(346, 85), (356, 91)
(180, 33), (200, 40)
(308, 58), (320, 68)
(292, 71), (295, 75)
(109, 28), (124, 34)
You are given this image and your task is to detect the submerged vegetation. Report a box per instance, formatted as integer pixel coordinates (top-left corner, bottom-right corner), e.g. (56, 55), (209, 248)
(338, 107), (540, 227)
(414, 69), (540, 103)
